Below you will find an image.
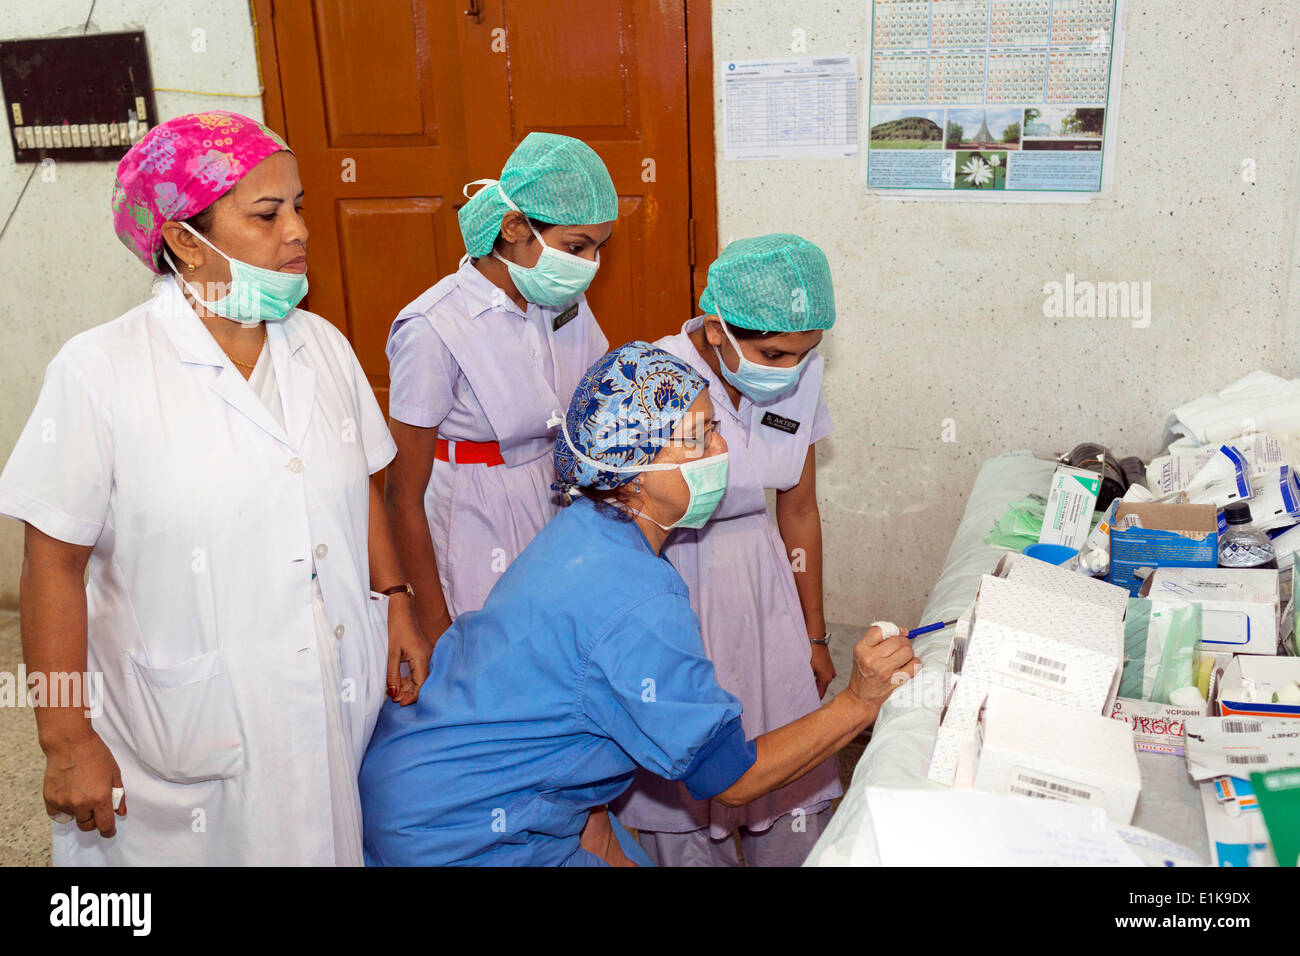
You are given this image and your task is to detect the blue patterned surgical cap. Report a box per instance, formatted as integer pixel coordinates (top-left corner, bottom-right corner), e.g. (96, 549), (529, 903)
(554, 342), (708, 491)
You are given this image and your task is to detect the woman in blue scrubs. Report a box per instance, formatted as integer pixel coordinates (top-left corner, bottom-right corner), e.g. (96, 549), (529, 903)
(358, 342), (920, 866)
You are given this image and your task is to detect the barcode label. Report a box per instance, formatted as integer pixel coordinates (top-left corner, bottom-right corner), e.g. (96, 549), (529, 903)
(1222, 720), (1263, 734)
(1009, 787), (1052, 800)
(1014, 649), (1066, 671)
(1014, 773), (1094, 802)
(1006, 660), (1067, 684)
(1225, 754), (1270, 765)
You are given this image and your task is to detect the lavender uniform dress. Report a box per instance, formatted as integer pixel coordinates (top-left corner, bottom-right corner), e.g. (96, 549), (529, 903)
(386, 258), (608, 618)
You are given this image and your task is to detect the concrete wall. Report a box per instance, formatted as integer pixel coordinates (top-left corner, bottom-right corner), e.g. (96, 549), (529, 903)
(712, 0), (1300, 627)
(0, 1), (262, 605)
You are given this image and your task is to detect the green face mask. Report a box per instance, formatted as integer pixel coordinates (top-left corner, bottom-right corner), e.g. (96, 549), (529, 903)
(166, 222), (308, 323)
(463, 179), (600, 309)
(634, 453), (731, 530)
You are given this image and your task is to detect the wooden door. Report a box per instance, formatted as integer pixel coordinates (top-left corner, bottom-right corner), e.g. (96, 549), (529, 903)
(254, 0), (717, 408)
(266, 1), (472, 409)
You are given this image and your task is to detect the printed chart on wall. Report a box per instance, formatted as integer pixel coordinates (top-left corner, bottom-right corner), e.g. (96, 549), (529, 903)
(722, 56), (859, 161)
(864, 0), (1126, 201)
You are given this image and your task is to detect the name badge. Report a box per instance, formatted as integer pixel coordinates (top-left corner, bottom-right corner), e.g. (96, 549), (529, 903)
(761, 412), (800, 434)
(552, 303), (580, 332)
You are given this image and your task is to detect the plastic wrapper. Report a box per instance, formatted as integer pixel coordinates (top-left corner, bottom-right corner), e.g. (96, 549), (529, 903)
(985, 492), (1104, 554)
(1121, 598), (1203, 705)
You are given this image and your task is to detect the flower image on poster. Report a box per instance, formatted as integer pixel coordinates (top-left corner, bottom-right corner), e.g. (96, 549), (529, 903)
(955, 150), (1008, 190)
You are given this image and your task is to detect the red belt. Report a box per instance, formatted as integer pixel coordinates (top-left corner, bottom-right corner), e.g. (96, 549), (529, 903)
(435, 438), (505, 467)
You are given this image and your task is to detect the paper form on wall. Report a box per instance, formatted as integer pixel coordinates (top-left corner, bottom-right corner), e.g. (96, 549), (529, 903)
(721, 56), (859, 161)
(862, 0), (1127, 201)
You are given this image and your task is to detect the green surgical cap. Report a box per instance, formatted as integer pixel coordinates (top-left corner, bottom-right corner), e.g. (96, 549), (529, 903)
(458, 132), (619, 257)
(698, 233), (837, 333)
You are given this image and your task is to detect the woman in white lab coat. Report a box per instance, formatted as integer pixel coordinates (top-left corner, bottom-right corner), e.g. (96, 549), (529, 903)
(0, 111), (431, 865)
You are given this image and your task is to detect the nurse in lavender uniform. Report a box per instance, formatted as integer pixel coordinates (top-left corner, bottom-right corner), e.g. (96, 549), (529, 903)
(382, 133), (617, 642)
(614, 234), (844, 867)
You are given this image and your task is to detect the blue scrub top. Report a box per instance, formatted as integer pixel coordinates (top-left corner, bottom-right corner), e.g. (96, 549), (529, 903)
(359, 496), (758, 866)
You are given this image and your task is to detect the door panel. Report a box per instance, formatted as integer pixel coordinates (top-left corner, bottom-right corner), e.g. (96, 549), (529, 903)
(503, 1), (639, 137)
(314, 3), (439, 147)
(336, 197), (446, 408)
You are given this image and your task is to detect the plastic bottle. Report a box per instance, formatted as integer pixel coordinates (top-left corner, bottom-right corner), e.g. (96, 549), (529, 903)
(1218, 501), (1278, 569)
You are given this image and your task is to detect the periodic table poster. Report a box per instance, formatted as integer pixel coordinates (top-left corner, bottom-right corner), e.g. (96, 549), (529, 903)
(864, 0), (1126, 200)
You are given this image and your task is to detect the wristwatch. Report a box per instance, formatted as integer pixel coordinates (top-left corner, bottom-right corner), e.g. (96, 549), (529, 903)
(809, 632), (830, 647)
(379, 583), (415, 599)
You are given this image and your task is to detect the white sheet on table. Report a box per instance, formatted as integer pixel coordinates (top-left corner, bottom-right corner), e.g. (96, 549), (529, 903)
(865, 788), (1145, 867)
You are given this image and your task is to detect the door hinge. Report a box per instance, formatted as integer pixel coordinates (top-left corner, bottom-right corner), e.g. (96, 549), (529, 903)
(687, 217), (696, 266)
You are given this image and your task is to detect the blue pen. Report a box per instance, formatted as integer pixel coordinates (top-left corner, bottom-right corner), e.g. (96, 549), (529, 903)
(906, 619), (958, 640)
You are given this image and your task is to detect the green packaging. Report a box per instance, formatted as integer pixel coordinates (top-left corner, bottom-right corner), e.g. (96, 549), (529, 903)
(1251, 768), (1300, 867)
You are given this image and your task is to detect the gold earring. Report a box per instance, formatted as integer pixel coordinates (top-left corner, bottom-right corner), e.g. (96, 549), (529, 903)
(187, 262), (196, 273)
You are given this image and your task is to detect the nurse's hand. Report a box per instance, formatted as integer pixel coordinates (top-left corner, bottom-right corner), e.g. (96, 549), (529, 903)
(43, 732), (126, 839)
(386, 598), (432, 706)
(810, 643), (835, 699)
(845, 624), (921, 713)
(579, 807), (637, 867)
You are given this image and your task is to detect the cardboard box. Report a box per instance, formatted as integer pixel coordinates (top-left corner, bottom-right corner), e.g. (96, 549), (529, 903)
(996, 551), (1130, 621)
(974, 687), (1142, 823)
(1184, 714), (1300, 780)
(1108, 502), (1218, 596)
(1038, 465), (1102, 549)
(1108, 697), (1208, 756)
(965, 574), (1124, 711)
(1217, 655), (1300, 718)
(928, 575), (1125, 786)
(1199, 781), (1273, 867)
(1145, 567), (1280, 656)
(952, 600), (976, 671)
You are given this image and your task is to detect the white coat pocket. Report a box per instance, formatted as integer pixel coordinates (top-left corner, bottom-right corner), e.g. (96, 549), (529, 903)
(123, 648), (247, 784)
(367, 590), (391, 677)
(360, 591), (392, 741)
(367, 590), (391, 625)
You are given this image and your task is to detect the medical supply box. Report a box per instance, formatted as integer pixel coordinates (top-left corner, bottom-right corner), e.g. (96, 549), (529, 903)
(1108, 502), (1218, 596)
(928, 568), (1126, 786)
(1143, 567), (1280, 656)
(964, 573), (1124, 712)
(996, 551), (1130, 616)
(1216, 655), (1300, 719)
(1038, 465), (1101, 550)
(974, 687), (1142, 823)
(1108, 697), (1210, 756)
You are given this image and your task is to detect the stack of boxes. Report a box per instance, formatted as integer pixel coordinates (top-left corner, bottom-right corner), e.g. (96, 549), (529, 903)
(934, 471), (1300, 860)
(929, 553), (1143, 822)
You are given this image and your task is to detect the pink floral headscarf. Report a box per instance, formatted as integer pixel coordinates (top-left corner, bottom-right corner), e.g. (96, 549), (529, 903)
(111, 111), (290, 273)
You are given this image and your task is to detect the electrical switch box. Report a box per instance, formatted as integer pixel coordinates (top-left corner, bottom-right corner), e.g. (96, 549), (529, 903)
(0, 31), (158, 163)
